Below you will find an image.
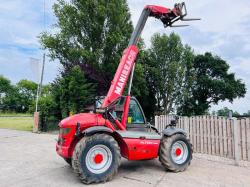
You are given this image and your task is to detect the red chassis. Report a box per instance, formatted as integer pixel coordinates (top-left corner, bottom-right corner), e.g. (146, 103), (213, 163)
(56, 112), (160, 160)
(56, 2), (194, 184)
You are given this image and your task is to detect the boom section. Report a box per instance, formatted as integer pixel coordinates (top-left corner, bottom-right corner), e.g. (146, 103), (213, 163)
(101, 4), (183, 108)
(101, 45), (138, 108)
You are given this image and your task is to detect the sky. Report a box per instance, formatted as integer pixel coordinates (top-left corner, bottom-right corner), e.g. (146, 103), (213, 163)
(0, 0), (250, 114)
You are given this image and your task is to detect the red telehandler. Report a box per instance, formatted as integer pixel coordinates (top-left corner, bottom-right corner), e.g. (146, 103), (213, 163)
(56, 2), (199, 184)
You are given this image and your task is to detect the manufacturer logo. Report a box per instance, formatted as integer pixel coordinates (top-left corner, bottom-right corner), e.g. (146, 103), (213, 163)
(114, 49), (137, 95)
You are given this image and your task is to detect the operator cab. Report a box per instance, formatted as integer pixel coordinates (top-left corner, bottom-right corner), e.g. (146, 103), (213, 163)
(126, 97), (148, 131)
(95, 96), (154, 132)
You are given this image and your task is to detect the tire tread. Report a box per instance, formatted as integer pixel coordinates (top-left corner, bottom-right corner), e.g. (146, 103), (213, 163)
(72, 134), (120, 184)
(159, 134), (193, 172)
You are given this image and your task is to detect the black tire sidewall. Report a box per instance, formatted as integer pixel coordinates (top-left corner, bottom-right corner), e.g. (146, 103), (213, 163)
(79, 138), (118, 180)
(169, 134), (192, 167)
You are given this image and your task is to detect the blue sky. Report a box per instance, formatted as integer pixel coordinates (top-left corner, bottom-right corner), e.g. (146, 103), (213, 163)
(0, 0), (250, 114)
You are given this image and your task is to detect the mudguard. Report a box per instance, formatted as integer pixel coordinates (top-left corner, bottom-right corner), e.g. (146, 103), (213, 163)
(162, 127), (187, 137)
(83, 126), (113, 136)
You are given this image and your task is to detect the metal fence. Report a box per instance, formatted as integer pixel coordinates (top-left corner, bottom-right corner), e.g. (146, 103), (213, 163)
(155, 115), (250, 163)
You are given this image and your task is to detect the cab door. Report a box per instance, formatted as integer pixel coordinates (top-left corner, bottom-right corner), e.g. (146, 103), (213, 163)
(126, 97), (147, 131)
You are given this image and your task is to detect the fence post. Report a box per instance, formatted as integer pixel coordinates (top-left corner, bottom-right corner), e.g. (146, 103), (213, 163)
(183, 116), (188, 132)
(155, 115), (158, 129)
(232, 117), (240, 165)
(33, 112), (39, 133)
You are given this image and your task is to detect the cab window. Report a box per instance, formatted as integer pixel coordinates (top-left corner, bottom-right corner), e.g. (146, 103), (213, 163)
(111, 97), (125, 120)
(128, 99), (145, 124)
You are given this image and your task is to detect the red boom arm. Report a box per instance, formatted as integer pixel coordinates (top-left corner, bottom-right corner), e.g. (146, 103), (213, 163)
(101, 3), (188, 109)
(101, 46), (138, 108)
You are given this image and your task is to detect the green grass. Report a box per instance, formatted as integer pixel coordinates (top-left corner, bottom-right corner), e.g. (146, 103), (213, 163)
(0, 113), (32, 117)
(0, 116), (33, 131)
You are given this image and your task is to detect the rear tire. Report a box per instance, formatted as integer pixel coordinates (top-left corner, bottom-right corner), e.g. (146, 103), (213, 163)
(72, 134), (121, 184)
(159, 133), (192, 172)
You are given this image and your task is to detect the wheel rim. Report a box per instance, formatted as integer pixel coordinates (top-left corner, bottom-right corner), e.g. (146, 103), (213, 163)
(85, 144), (113, 174)
(171, 140), (189, 165)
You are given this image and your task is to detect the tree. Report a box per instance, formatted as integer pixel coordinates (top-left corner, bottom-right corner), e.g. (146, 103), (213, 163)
(17, 80), (37, 100)
(40, 0), (157, 120)
(178, 53), (246, 116)
(52, 66), (95, 118)
(1, 87), (21, 112)
(0, 75), (12, 94)
(2, 79), (38, 113)
(217, 107), (232, 116)
(216, 107), (241, 117)
(40, 0), (133, 95)
(145, 33), (194, 114)
(15, 80), (38, 112)
(243, 110), (250, 117)
(0, 75), (23, 112)
(0, 75), (12, 105)
(0, 75), (15, 110)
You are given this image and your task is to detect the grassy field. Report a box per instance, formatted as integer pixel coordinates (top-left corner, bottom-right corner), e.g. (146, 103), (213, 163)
(0, 116), (33, 131)
(0, 113), (32, 117)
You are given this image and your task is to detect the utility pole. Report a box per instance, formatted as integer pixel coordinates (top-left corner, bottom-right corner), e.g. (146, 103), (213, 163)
(34, 54), (45, 112)
(39, 54), (46, 100)
(34, 53), (45, 132)
(35, 83), (40, 112)
(33, 0), (46, 132)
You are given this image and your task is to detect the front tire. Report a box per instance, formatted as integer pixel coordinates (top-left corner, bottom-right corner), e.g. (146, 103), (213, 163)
(72, 134), (121, 184)
(159, 133), (192, 172)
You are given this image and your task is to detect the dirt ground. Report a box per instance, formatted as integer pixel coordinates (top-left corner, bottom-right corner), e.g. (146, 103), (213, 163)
(0, 128), (250, 187)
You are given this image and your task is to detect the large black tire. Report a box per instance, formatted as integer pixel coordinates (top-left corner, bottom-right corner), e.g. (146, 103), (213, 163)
(159, 133), (192, 172)
(72, 134), (121, 184)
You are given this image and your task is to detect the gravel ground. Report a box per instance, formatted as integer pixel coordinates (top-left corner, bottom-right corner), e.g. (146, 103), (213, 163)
(0, 128), (250, 187)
